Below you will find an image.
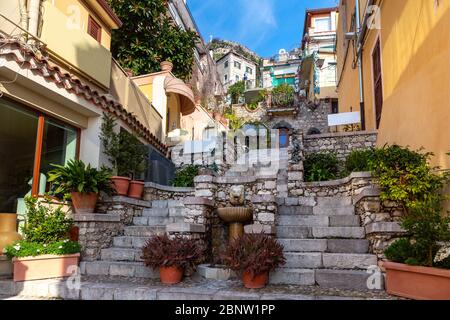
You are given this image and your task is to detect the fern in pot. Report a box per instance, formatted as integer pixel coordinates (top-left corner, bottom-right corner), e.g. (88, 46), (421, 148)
(47, 159), (112, 213)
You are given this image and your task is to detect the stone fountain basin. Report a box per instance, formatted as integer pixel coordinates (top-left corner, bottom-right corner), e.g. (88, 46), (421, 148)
(217, 207), (252, 223)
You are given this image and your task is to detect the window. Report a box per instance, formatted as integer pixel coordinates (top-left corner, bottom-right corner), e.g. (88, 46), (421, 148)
(224, 61), (229, 68)
(246, 67), (253, 75)
(235, 75), (240, 82)
(224, 75), (228, 82)
(314, 17), (332, 32)
(372, 39), (383, 129)
(234, 61), (241, 69)
(278, 128), (290, 148)
(87, 16), (102, 43)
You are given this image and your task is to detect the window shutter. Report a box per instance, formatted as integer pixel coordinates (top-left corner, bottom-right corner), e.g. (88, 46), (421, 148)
(88, 16), (102, 43)
(372, 40), (383, 129)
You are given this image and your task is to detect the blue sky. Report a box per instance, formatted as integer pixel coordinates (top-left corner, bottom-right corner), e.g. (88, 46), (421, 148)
(188, 0), (338, 58)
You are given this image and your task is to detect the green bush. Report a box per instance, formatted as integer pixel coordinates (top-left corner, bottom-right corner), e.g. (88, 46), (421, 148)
(384, 238), (417, 264)
(369, 145), (448, 209)
(345, 148), (375, 173)
(48, 159), (113, 198)
(304, 152), (340, 182)
(228, 81), (245, 104)
(171, 165), (200, 187)
(4, 240), (81, 258)
(271, 84), (294, 107)
(20, 197), (74, 244)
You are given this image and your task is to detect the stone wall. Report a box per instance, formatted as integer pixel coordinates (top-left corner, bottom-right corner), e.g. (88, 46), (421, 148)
(354, 187), (406, 260)
(304, 131), (378, 162)
(143, 182), (194, 201)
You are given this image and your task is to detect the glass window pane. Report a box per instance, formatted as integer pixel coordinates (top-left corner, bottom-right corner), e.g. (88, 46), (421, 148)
(0, 99), (38, 213)
(40, 119), (78, 194)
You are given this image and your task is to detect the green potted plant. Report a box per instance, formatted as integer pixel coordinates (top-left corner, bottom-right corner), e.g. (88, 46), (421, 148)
(221, 234), (286, 289)
(100, 113), (148, 198)
(370, 145), (450, 299)
(47, 159), (112, 213)
(4, 196), (81, 281)
(141, 234), (205, 284)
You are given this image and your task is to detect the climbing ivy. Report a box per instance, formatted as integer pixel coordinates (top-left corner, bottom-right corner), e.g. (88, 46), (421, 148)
(107, 0), (198, 80)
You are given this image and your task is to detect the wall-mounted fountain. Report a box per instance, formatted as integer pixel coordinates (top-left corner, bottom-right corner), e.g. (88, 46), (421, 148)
(217, 185), (252, 242)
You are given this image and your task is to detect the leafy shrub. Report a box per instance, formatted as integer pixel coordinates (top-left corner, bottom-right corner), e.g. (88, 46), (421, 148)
(385, 199), (450, 268)
(4, 197), (80, 258)
(304, 152), (340, 182)
(247, 102), (259, 110)
(141, 234), (205, 275)
(21, 196), (74, 244)
(345, 148), (376, 173)
(221, 234), (285, 278)
(171, 165), (199, 187)
(228, 81), (245, 104)
(370, 145), (448, 209)
(4, 240), (81, 258)
(48, 159), (113, 197)
(271, 84), (294, 107)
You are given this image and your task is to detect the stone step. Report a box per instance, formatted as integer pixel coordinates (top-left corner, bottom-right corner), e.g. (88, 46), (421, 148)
(278, 239), (328, 252)
(316, 269), (385, 291)
(133, 216), (178, 226)
(151, 200), (168, 208)
(278, 206), (313, 215)
(326, 239), (369, 254)
(313, 205), (355, 216)
(284, 253), (322, 268)
(113, 236), (148, 249)
(142, 208), (169, 217)
(124, 226), (166, 237)
(312, 227), (365, 239)
(316, 197), (352, 207)
(329, 215), (360, 227)
(80, 261), (159, 279)
(322, 253), (377, 269)
(269, 269), (315, 286)
(278, 215), (329, 226)
(276, 226), (311, 239)
(101, 248), (142, 262)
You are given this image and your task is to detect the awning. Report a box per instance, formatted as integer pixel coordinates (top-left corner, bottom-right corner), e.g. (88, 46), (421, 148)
(164, 76), (196, 115)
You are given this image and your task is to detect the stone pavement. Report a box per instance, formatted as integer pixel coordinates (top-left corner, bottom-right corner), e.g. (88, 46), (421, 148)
(0, 276), (401, 300)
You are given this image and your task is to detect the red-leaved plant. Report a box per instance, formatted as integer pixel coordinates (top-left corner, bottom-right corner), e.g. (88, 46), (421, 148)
(141, 234), (206, 275)
(221, 233), (286, 278)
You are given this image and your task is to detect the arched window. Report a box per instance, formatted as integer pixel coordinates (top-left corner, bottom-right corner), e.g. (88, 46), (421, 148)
(278, 127), (290, 148)
(307, 127), (321, 135)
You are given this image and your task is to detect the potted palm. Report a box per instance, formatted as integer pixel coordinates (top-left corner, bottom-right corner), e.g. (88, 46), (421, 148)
(47, 159), (112, 213)
(4, 196), (81, 281)
(222, 233), (286, 289)
(141, 234), (205, 284)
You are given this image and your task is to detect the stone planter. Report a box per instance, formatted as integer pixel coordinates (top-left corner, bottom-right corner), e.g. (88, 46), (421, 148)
(13, 253), (80, 282)
(383, 261), (450, 300)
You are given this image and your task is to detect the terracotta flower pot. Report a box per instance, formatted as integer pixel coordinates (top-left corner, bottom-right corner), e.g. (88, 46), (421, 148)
(13, 253), (80, 282)
(0, 214), (22, 253)
(242, 270), (269, 289)
(128, 180), (145, 199)
(111, 176), (131, 196)
(159, 266), (183, 284)
(383, 261), (450, 300)
(71, 192), (98, 213)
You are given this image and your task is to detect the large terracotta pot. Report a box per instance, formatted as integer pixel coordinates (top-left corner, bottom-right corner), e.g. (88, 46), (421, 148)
(128, 180), (145, 199)
(159, 266), (183, 284)
(13, 253), (80, 282)
(111, 176), (131, 196)
(0, 214), (22, 253)
(71, 192), (98, 213)
(383, 261), (450, 300)
(242, 270), (269, 289)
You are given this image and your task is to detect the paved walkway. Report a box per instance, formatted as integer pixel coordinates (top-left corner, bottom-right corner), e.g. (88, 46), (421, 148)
(0, 276), (400, 300)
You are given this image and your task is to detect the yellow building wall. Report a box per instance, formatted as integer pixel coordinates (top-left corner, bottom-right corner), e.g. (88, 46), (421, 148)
(167, 93), (181, 133)
(52, 0), (112, 50)
(40, 1), (112, 88)
(376, 0), (450, 170)
(139, 84), (154, 102)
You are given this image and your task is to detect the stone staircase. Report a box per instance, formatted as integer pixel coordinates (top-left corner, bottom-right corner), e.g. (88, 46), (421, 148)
(80, 200), (185, 279)
(270, 196), (381, 291)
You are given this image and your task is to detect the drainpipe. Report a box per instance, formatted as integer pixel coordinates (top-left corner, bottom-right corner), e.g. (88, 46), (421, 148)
(355, 0), (366, 130)
(28, 0), (41, 42)
(18, 0), (28, 40)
